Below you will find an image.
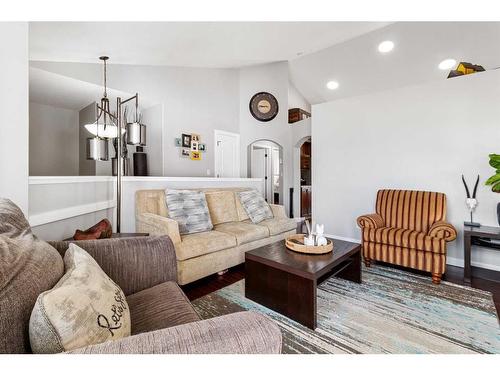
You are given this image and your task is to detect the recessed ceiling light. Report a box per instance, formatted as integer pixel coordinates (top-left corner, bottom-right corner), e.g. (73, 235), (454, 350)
(438, 58), (457, 70)
(378, 40), (394, 53)
(326, 81), (339, 90)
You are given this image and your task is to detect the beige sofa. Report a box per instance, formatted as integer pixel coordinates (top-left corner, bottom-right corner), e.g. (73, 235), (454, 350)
(136, 188), (297, 285)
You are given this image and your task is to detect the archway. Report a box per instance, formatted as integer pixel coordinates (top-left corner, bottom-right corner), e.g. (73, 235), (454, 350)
(293, 136), (311, 220)
(247, 139), (284, 204)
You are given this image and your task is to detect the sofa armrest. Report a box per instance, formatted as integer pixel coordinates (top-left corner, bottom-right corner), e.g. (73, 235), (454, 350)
(136, 212), (181, 245)
(357, 213), (385, 229)
(428, 221), (457, 242)
(269, 204), (287, 219)
(49, 236), (177, 295)
(67, 311), (282, 354)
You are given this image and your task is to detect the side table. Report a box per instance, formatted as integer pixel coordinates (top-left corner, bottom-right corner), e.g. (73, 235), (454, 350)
(463, 225), (500, 284)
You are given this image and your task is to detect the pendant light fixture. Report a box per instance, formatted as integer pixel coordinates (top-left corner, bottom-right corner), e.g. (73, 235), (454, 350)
(83, 55), (147, 233)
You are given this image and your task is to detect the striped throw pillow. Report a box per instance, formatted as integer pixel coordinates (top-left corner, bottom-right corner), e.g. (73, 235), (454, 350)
(165, 190), (213, 234)
(238, 190), (274, 224)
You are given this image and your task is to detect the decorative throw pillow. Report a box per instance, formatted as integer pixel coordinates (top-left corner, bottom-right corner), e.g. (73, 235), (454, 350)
(237, 190), (274, 224)
(29, 243), (131, 353)
(165, 189), (213, 234)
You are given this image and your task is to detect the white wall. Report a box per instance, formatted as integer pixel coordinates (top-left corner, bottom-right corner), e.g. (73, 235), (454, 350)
(239, 62), (292, 213)
(288, 81), (311, 112)
(29, 176), (263, 240)
(29, 102), (79, 176)
(313, 70), (500, 271)
(0, 23), (29, 213)
(30, 61), (240, 178)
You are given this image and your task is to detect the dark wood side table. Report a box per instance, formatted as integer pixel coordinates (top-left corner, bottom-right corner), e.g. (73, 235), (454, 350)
(64, 233), (149, 241)
(464, 226), (500, 284)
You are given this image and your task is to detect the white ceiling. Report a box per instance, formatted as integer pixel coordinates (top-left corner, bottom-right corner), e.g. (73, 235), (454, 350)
(289, 22), (500, 104)
(29, 67), (154, 111)
(29, 22), (389, 68)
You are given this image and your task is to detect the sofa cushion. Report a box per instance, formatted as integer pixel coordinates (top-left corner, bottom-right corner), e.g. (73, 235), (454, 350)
(0, 199), (64, 354)
(254, 217), (297, 236)
(165, 189), (213, 235)
(362, 227), (446, 254)
(235, 192), (250, 221)
(205, 191), (239, 225)
(29, 244), (131, 353)
(127, 281), (199, 335)
(214, 222), (269, 245)
(177, 230), (237, 261)
(237, 190), (273, 224)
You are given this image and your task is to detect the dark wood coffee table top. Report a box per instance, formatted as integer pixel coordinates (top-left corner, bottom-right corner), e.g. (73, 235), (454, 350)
(245, 238), (361, 280)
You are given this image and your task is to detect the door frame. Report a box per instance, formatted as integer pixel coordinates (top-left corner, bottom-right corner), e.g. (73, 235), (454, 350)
(214, 129), (241, 178)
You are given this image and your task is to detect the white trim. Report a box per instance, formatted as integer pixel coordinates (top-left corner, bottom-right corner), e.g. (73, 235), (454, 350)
(29, 176), (114, 185)
(29, 176), (261, 185)
(447, 256), (500, 272)
(29, 200), (116, 227)
(326, 233), (500, 272)
(325, 233), (361, 244)
(214, 129), (241, 178)
(121, 176), (259, 182)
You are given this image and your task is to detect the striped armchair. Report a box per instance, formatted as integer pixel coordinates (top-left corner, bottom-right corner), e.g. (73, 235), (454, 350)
(357, 189), (457, 284)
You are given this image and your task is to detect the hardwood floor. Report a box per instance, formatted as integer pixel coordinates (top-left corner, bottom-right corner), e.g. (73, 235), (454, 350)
(182, 263), (500, 315)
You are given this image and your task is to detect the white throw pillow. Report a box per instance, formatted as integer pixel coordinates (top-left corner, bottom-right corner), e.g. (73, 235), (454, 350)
(29, 243), (131, 353)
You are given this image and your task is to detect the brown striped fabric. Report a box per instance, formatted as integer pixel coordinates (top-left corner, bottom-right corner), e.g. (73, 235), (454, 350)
(357, 189), (456, 280)
(362, 227), (446, 254)
(375, 189), (446, 233)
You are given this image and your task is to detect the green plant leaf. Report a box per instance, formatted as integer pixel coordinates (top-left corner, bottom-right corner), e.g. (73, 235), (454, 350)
(486, 174), (500, 185)
(493, 181), (500, 193)
(490, 159), (500, 169)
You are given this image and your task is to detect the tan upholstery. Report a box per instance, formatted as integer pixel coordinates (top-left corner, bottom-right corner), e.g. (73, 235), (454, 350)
(177, 229), (296, 285)
(254, 217), (297, 236)
(136, 188), (295, 285)
(215, 221), (269, 245)
(357, 189), (457, 284)
(205, 191), (239, 225)
(177, 230), (237, 261)
(127, 281), (200, 335)
(135, 190), (168, 217)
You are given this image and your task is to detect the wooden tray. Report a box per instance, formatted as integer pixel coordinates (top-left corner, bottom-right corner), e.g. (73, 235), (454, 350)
(285, 234), (333, 255)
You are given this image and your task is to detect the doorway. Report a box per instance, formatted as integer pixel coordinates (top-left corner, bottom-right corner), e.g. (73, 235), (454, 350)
(247, 140), (283, 204)
(214, 130), (240, 178)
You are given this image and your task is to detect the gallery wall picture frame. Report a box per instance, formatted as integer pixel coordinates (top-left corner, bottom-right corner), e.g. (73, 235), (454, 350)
(199, 143), (206, 152)
(175, 138), (182, 147)
(181, 149), (190, 157)
(190, 151), (201, 161)
(191, 141), (199, 151)
(182, 134), (192, 147)
(191, 134), (200, 142)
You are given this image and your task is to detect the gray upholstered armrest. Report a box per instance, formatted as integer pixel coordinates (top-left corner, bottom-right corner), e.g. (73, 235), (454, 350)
(49, 236), (177, 295)
(68, 311), (282, 354)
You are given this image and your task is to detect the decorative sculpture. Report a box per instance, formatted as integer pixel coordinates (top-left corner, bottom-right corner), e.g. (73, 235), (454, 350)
(315, 224), (327, 246)
(462, 174), (481, 227)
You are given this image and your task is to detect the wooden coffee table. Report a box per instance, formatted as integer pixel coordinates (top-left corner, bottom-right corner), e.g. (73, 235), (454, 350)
(245, 238), (361, 330)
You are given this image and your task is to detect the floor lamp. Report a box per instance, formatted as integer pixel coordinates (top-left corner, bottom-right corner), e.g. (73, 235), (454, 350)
(85, 56), (146, 233)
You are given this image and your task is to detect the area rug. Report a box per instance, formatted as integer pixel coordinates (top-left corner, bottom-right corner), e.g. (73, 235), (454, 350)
(191, 265), (500, 354)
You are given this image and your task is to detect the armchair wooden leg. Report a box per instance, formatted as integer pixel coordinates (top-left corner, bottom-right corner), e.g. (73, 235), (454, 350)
(364, 258), (371, 267)
(432, 273), (442, 284)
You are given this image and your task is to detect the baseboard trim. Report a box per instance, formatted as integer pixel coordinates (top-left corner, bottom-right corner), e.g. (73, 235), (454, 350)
(326, 233), (500, 273)
(29, 200), (116, 227)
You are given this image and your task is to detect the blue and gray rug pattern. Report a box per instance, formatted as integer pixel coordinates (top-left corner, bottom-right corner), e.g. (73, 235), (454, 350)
(191, 265), (500, 354)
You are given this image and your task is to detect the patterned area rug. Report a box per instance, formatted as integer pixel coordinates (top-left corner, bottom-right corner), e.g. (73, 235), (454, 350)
(191, 265), (500, 353)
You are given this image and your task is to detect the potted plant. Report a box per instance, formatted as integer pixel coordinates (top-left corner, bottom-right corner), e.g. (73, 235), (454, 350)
(485, 153), (500, 225)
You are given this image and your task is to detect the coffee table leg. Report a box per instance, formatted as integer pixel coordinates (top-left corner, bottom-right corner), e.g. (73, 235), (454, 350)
(245, 258), (317, 330)
(336, 249), (362, 284)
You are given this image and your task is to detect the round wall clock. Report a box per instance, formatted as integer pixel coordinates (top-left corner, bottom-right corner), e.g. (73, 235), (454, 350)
(249, 92), (279, 122)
